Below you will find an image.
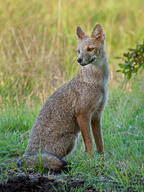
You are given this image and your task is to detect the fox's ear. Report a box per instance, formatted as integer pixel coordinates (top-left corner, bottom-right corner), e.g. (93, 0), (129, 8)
(91, 24), (105, 42)
(76, 26), (87, 40)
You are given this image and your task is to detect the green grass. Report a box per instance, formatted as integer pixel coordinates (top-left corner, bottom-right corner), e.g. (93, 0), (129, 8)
(0, 81), (144, 190)
(0, 0), (144, 190)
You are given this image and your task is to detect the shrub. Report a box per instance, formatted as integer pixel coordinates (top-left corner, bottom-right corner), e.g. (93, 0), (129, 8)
(117, 42), (144, 79)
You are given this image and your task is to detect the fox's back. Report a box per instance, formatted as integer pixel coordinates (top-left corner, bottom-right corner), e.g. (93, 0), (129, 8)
(36, 79), (79, 136)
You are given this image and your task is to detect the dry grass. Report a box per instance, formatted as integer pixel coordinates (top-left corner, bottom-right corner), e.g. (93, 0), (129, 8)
(0, 0), (144, 106)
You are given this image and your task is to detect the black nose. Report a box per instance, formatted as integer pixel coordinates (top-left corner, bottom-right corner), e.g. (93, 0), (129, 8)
(77, 57), (83, 63)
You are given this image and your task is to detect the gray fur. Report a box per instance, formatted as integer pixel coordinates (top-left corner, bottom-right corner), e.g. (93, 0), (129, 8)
(24, 24), (109, 171)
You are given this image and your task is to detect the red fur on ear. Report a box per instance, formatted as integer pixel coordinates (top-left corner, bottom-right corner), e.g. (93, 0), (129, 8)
(91, 24), (104, 42)
(76, 26), (86, 39)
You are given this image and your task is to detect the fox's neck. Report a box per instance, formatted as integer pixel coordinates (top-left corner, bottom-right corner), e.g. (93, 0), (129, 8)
(78, 56), (109, 87)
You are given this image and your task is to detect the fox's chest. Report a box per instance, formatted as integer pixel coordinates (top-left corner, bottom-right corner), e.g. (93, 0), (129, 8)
(91, 87), (108, 117)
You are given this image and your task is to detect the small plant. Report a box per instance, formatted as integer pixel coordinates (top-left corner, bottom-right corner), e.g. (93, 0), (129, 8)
(117, 41), (144, 79)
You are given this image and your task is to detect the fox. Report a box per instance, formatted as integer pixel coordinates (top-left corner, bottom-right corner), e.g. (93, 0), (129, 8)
(22, 24), (109, 171)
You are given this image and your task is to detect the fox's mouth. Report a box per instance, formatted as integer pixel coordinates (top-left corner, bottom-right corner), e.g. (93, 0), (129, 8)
(87, 57), (96, 64)
(80, 56), (96, 66)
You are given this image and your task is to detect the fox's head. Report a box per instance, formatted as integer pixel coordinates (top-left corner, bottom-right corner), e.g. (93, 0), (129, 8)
(76, 24), (105, 66)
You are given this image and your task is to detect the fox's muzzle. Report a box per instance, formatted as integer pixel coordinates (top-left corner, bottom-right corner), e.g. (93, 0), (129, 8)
(77, 57), (83, 64)
(77, 56), (96, 66)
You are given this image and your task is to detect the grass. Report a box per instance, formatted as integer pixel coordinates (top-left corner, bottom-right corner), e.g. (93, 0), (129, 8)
(0, 0), (144, 190)
(0, 81), (144, 190)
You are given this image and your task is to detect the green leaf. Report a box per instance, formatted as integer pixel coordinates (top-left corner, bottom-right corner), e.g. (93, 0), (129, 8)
(126, 73), (132, 79)
(118, 63), (124, 68)
(116, 70), (121, 72)
(114, 56), (121, 59)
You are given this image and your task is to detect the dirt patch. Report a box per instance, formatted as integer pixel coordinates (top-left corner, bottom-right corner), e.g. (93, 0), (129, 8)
(0, 167), (144, 192)
(0, 174), (95, 192)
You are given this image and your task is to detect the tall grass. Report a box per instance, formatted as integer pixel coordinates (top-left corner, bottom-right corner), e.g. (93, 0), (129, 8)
(0, 0), (144, 106)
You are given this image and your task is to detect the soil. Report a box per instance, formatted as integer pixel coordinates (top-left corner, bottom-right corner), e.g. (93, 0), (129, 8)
(0, 174), (96, 192)
(0, 167), (143, 192)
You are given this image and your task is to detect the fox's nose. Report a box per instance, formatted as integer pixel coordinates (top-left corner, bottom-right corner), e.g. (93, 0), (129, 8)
(77, 57), (83, 63)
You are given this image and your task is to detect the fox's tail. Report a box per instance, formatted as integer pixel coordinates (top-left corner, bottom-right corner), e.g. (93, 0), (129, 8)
(17, 152), (68, 172)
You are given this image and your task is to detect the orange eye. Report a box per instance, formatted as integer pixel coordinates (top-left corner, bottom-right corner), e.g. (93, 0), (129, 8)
(87, 47), (94, 52)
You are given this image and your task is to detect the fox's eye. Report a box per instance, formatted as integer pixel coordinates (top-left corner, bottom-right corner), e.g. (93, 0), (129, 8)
(87, 47), (95, 52)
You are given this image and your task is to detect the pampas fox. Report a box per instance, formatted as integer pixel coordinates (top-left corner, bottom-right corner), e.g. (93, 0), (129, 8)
(23, 24), (109, 171)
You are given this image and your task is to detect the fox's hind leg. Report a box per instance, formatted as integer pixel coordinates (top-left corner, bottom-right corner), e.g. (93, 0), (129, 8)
(50, 134), (77, 158)
(18, 135), (76, 172)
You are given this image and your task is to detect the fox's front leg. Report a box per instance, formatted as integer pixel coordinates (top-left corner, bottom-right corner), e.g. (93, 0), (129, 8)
(76, 114), (92, 152)
(91, 116), (104, 155)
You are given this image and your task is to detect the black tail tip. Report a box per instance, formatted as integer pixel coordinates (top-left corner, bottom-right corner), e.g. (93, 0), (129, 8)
(61, 162), (72, 173)
(53, 161), (72, 174)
